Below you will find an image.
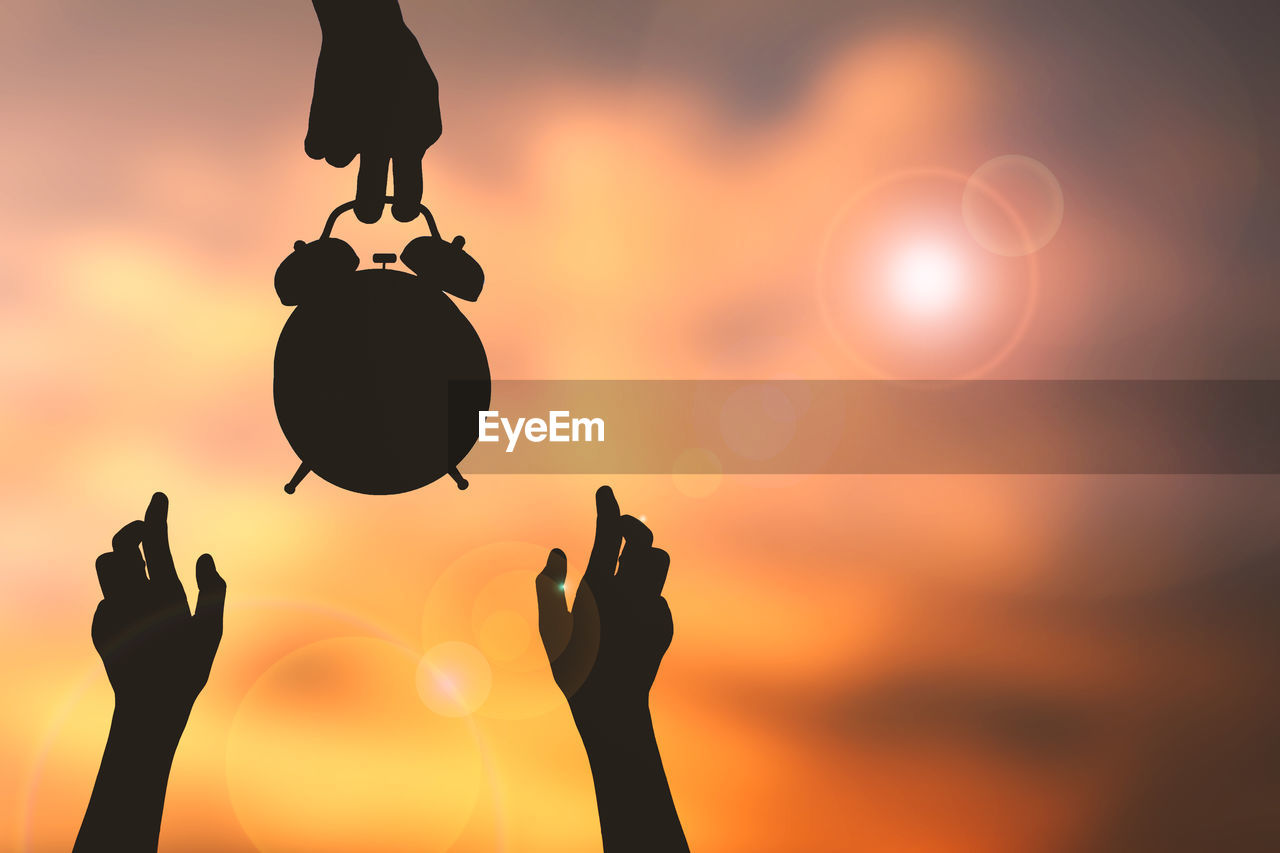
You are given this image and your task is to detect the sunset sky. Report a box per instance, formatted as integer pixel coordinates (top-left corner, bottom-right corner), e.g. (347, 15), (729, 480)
(2, 1), (1279, 850)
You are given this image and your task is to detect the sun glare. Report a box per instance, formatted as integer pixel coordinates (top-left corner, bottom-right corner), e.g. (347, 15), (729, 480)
(889, 241), (965, 319)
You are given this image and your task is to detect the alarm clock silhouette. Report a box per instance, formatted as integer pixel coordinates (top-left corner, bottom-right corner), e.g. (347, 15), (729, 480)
(273, 197), (490, 495)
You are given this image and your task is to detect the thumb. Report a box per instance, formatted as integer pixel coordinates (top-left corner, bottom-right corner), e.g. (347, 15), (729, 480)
(193, 553), (226, 655)
(536, 549), (571, 656)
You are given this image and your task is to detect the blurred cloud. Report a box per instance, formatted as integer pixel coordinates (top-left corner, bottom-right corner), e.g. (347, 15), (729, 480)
(4, 0), (1280, 850)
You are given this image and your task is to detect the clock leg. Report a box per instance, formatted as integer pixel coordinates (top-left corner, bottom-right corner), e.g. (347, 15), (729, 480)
(284, 462), (310, 494)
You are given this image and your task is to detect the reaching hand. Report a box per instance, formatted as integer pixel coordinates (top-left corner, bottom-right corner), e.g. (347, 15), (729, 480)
(76, 492), (226, 853)
(92, 492), (225, 722)
(535, 485), (688, 852)
(306, 0), (442, 224)
(537, 486), (673, 720)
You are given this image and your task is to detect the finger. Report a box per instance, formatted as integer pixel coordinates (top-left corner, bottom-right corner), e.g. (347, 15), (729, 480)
(304, 97), (328, 160)
(110, 519), (146, 554)
(305, 125), (330, 162)
(109, 519), (147, 583)
(536, 549), (569, 613)
(639, 547), (671, 597)
(192, 553), (226, 656)
(142, 492), (181, 591)
(325, 109), (361, 170)
(325, 148), (357, 168)
(618, 515), (653, 551)
(616, 514), (653, 586)
(536, 548), (570, 644)
(355, 151), (391, 223)
(95, 552), (128, 599)
(390, 151), (424, 223)
(304, 67), (336, 161)
(584, 485), (622, 587)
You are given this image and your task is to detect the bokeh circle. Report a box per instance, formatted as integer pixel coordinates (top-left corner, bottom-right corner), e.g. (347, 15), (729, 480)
(417, 641), (494, 717)
(422, 541), (569, 720)
(962, 155), (1064, 256)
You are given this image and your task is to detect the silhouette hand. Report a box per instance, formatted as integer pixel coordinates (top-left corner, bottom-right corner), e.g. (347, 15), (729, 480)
(76, 492), (226, 852)
(535, 486), (689, 852)
(537, 486), (673, 721)
(306, 1), (442, 224)
(92, 492), (225, 724)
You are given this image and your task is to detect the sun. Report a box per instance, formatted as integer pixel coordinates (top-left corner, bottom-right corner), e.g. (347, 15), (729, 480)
(888, 241), (966, 319)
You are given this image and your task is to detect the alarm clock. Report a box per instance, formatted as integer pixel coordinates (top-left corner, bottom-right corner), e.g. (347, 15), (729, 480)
(273, 197), (490, 495)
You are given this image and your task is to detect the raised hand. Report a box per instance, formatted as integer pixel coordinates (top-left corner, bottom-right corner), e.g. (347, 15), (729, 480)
(92, 492), (225, 720)
(537, 485), (673, 717)
(75, 492), (226, 853)
(307, 0), (442, 224)
(537, 485), (689, 853)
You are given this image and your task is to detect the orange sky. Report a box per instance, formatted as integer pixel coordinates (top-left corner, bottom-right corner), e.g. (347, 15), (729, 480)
(2, 2), (1279, 850)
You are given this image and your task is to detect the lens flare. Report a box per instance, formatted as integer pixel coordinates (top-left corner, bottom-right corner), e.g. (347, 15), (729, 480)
(963, 155), (1064, 256)
(888, 241), (966, 319)
(818, 168), (1040, 379)
(422, 542), (568, 720)
(416, 641), (494, 717)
